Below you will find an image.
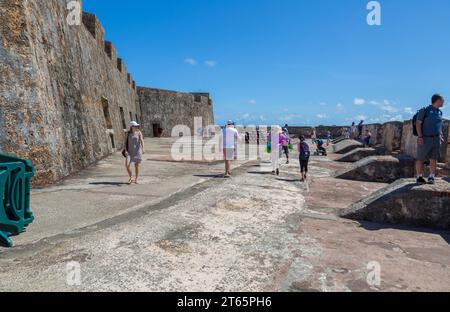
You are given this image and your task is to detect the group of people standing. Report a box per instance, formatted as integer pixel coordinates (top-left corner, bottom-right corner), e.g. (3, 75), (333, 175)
(220, 122), (311, 182)
(342, 121), (372, 147)
(122, 94), (446, 186)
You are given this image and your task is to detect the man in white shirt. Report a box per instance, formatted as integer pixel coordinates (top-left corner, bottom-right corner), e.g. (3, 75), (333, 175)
(220, 120), (240, 178)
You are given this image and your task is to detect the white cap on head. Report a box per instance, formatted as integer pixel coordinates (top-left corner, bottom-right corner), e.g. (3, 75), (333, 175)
(129, 121), (140, 127)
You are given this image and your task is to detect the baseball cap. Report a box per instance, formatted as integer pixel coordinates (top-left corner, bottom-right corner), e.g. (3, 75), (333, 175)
(129, 121), (140, 127)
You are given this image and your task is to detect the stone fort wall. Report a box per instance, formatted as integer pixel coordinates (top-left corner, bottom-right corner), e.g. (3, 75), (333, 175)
(0, 0), (215, 186)
(138, 88), (214, 138)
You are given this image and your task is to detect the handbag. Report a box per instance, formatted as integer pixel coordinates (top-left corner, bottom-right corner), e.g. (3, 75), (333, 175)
(122, 132), (130, 158)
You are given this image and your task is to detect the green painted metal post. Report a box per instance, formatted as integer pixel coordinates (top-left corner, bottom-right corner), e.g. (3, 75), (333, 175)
(0, 154), (35, 248)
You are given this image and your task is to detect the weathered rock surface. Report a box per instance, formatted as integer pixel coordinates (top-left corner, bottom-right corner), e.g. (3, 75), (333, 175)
(333, 140), (363, 154)
(335, 155), (415, 183)
(0, 0), (140, 186)
(341, 178), (450, 230)
(336, 148), (377, 163)
(0, 0), (215, 186)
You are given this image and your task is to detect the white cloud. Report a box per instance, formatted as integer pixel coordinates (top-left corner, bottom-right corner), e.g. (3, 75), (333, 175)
(354, 98), (365, 105)
(404, 107), (414, 115)
(356, 115), (367, 121)
(241, 113), (251, 120)
(278, 114), (300, 122)
(184, 58), (197, 65)
(369, 99), (399, 113)
(316, 114), (328, 119)
(248, 99), (257, 105)
(336, 103), (344, 111)
(380, 100), (398, 113)
(205, 60), (217, 67)
(389, 115), (403, 121)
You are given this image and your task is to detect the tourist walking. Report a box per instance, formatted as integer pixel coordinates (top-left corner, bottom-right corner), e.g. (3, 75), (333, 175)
(123, 121), (145, 184)
(344, 128), (351, 140)
(281, 129), (290, 164)
(220, 120), (239, 178)
(311, 128), (317, 144)
(298, 136), (311, 182)
(269, 127), (283, 175)
(363, 129), (372, 147)
(326, 130), (332, 146)
(357, 120), (364, 139)
(349, 122), (355, 139)
(415, 94), (445, 185)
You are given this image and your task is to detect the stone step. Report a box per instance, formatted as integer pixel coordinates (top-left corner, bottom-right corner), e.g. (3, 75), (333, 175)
(335, 155), (415, 183)
(332, 139), (363, 154)
(336, 148), (378, 163)
(340, 178), (450, 230)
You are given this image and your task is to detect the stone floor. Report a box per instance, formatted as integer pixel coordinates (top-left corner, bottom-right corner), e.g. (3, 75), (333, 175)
(0, 138), (449, 292)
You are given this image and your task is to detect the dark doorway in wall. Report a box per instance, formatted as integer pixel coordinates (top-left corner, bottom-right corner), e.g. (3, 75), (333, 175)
(102, 97), (113, 129)
(152, 123), (162, 138)
(120, 107), (127, 129)
(109, 133), (115, 149)
(129, 111), (133, 122)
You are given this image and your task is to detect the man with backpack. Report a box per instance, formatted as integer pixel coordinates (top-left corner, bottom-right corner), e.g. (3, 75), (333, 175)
(414, 94), (445, 184)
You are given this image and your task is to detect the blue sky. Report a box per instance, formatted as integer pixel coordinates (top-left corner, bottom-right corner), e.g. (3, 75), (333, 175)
(84, 0), (450, 126)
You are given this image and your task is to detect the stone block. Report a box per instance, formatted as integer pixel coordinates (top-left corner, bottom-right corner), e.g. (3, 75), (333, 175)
(340, 178), (450, 230)
(82, 12), (105, 47)
(333, 140), (363, 154)
(335, 155), (415, 183)
(104, 41), (117, 62)
(336, 148), (377, 163)
(380, 121), (403, 152)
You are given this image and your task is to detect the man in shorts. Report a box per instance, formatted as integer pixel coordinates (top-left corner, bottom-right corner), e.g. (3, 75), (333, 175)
(416, 94), (445, 185)
(220, 120), (240, 178)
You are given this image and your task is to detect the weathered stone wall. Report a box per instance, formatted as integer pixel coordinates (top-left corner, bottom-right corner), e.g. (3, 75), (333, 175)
(137, 87), (214, 137)
(362, 124), (382, 145)
(0, 0), (141, 186)
(379, 121), (403, 152)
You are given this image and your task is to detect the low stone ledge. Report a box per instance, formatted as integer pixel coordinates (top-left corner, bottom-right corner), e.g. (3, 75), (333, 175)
(340, 178), (450, 230)
(335, 155), (415, 183)
(333, 140), (364, 154)
(336, 148), (377, 163)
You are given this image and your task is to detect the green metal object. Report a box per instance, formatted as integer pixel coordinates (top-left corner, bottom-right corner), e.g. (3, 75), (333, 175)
(0, 154), (35, 248)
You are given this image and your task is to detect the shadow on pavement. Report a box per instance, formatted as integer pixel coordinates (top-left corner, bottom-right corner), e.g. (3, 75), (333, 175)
(360, 221), (450, 246)
(247, 171), (274, 175)
(89, 182), (130, 187)
(193, 174), (224, 179)
(276, 178), (302, 183)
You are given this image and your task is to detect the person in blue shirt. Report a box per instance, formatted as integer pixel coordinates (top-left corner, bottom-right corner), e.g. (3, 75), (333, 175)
(416, 94), (445, 185)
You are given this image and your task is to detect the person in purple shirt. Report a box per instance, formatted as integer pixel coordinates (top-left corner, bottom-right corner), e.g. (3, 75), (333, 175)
(280, 128), (290, 164)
